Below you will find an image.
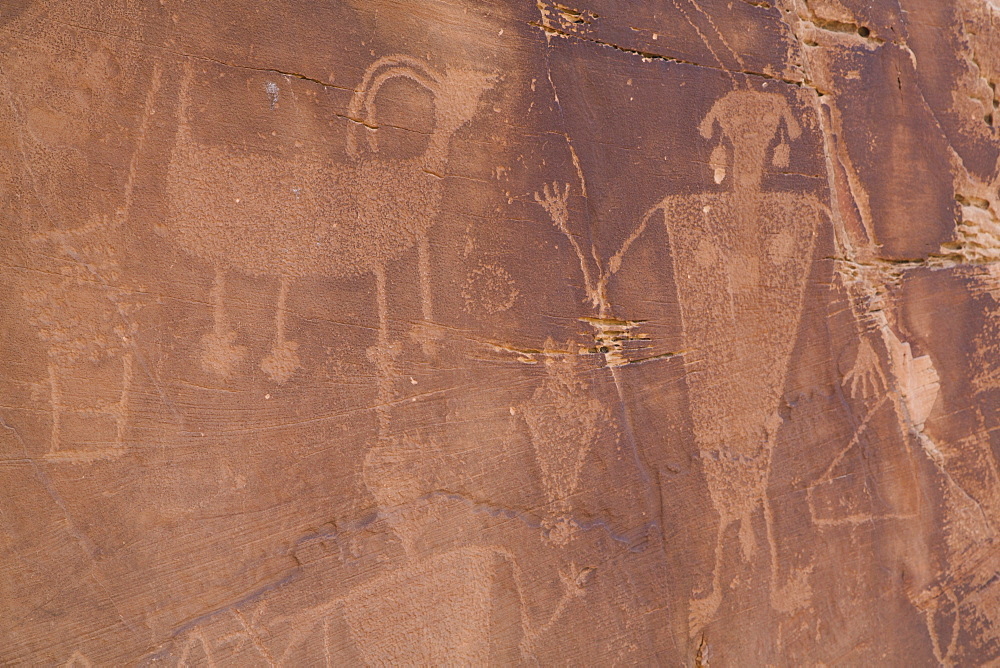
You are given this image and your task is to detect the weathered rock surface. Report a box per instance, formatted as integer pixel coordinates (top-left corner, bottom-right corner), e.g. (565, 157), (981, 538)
(2, 0), (1000, 664)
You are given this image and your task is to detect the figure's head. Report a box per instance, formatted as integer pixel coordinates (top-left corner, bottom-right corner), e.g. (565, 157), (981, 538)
(699, 90), (801, 190)
(432, 67), (497, 134)
(362, 438), (430, 512)
(361, 437), (448, 556)
(346, 55), (495, 161)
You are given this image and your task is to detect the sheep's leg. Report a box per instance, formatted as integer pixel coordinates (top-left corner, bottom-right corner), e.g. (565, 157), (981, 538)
(200, 267), (245, 378)
(689, 518), (726, 637)
(261, 276), (301, 384)
(48, 359), (62, 455)
(367, 264), (399, 438)
(416, 234), (439, 356)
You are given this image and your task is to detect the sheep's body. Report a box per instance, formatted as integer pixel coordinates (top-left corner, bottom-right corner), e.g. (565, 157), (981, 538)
(160, 56), (493, 384)
(166, 144), (441, 279)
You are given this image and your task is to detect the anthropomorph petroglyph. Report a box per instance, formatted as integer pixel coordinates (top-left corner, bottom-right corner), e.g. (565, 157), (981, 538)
(152, 436), (591, 665)
(274, 437), (588, 664)
(22, 218), (143, 462)
(165, 55), (496, 384)
(5, 47), (159, 463)
(637, 89), (823, 633)
(529, 174), (657, 550)
(517, 342), (618, 546)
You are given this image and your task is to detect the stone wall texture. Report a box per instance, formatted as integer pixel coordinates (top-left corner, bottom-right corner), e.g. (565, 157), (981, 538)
(3, 0), (1000, 664)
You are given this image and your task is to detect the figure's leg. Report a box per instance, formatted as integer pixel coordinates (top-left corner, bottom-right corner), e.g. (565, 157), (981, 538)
(201, 267), (246, 378)
(261, 276), (301, 384)
(737, 513), (757, 562)
(418, 235), (432, 324)
(762, 490), (795, 609)
(115, 349), (133, 451)
(416, 235), (439, 357)
(689, 519), (728, 637)
(367, 264), (399, 438)
(48, 360), (61, 455)
(763, 417), (813, 613)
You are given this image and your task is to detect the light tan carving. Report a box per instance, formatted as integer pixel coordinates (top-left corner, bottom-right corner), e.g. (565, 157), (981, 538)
(641, 90), (822, 633)
(62, 650), (93, 668)
(518, 343), (617, 545)
(165, 56), (495, 384)
(532, 182), (655, 367)
(262, 437), (588, 664)
(11, 60), (160, 463)
(23, 218), (141, 462)
(462, 262), (519, 315)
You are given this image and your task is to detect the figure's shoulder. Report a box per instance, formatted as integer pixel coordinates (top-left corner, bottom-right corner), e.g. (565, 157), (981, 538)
(655, 191), (725, 214)
(652, 192), (728, 236)
(768, 191), (831, 220)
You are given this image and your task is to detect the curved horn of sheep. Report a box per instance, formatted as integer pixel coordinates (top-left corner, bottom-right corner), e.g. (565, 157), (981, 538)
(346, 55), (442, 159)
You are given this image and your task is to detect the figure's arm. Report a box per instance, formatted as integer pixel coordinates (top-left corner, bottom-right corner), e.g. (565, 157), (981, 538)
(835, 267), (888, 402)
(487, 544), (591, 661)
(607, 199), (666, 276)
(534, 182), (602, 309)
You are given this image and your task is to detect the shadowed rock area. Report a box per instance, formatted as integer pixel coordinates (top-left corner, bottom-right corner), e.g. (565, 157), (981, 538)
(2, 0), (1000, 664)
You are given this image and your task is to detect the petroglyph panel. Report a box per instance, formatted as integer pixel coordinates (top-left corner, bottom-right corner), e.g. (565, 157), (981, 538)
(3, 0), (1000, 664)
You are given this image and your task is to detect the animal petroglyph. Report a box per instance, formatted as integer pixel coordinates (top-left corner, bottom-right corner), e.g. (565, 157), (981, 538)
(638, 89), (823, 633)
(518, 344), (617, 545)
(165, 55), (496, 383)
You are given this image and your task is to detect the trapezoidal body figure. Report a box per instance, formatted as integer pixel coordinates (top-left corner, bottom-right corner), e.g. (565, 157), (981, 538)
(165, 55), (495, 383)
(643, 89), (825, 633)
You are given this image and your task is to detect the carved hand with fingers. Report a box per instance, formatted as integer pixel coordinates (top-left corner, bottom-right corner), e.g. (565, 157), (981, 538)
(534, 181), (572, 235)
(559, 562), (593, 599)
(843, 337), (887, 400)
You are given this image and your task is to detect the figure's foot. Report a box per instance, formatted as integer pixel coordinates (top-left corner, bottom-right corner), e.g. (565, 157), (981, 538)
(261, 340), (301, 384)
(689, 590), (722, 638)
(409, 321), (442, 358)
(770, 566), (813, 613)
(201, 330), (246, 378)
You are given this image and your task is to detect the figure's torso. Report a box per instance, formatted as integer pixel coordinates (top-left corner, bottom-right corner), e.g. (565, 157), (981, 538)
(659, 191), (823, 451)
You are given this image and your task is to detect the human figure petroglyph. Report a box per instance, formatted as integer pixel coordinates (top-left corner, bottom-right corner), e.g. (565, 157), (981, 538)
(165, 55), (496, 384)
(294, 437), (586, 664)
(635, 89), (823, 633)
(22, 218), (142, 462)
(529, 178), (660, 551)
(157, 437), (591, 666)
(3, 40), (158, 463)
(517, 341), (618, 545)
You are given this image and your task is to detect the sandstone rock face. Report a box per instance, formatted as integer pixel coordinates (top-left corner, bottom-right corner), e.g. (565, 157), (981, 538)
(2, 0), (1000, 664)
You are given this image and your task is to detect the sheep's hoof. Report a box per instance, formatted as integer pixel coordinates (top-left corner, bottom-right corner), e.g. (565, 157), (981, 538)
(261, 340), (301, 385)
(201, 330), (246, 378)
